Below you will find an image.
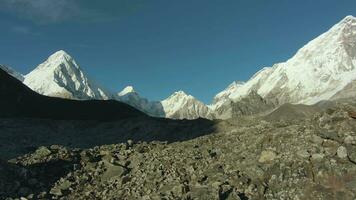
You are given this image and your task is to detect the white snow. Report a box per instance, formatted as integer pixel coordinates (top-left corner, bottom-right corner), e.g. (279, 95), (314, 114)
(118, 86), (135, 96)
(23, 50), (110, 100)
(212, 15), (356, 109)
(161, 91), (213, 119)
(209, 81), (244, 110)
(5, 15), (356, 120)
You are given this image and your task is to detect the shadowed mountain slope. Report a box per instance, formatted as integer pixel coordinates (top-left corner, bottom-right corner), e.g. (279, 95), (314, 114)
(0, 68), (145, 120)
(0, 68), (217, 159)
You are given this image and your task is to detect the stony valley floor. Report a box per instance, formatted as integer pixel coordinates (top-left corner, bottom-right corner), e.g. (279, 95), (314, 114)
(1, 103), (356, 199)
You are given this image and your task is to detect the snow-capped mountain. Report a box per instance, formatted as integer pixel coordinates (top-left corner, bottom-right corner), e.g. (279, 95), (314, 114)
(0, 65), (24, 81)
(210, 81), (244, 110)
(161, 91), (213, 119)
(116, 86), (165, 117)
(23, 50), (110, 100)
(4, 15), (355, 120)
(19, 50), (212, 119)
(212, 15), (356, 112)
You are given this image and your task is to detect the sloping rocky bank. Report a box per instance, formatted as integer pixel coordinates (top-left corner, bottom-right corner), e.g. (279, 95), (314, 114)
(1, 104), (356, 200)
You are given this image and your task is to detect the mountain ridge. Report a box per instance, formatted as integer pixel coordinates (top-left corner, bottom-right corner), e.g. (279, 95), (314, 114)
(2, 15), (356, 120)
(210, 15), (356, 117)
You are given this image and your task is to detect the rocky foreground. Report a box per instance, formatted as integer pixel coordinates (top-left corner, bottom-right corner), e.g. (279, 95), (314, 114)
(1, 104), (356, 200)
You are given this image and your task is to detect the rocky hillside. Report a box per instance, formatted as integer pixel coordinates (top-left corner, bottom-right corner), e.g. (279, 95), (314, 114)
(213, 91), (275, 119)
(1, 100), (356, 199)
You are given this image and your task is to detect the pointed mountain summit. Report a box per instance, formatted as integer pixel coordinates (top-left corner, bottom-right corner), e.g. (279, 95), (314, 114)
(161, 91), (213, 119)
(212, 15), (356, 116)
(24, 50), (110, 100)
(118, 86), (136, 96)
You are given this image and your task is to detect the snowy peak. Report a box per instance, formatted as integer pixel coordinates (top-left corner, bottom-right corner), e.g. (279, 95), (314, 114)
(329, 15), (356, 37)
(23, 50), (110, 100)
(118, 86), (136, 96)
(166, 90), (193, 100)
(162, 91), (213, 119)
(38, 50), (77, 70)
(48, 50), (72, 61)
(0, 65), (24, 81)
(339, 15), (356, 24)
(211, 15), (356, 114)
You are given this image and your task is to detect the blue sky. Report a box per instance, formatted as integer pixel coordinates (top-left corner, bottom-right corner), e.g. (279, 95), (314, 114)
(0, 0), (355, 103)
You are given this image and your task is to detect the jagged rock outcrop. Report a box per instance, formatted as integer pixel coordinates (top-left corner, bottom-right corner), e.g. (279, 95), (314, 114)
(213, 90), (275, 119)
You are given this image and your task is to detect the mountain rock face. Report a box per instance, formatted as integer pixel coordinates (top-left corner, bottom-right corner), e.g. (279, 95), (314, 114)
(212, 15), (356, 116)
(24, 50), (110, 100)
(210, 81), (244, 119)
(161, 91), (213, 119)
(213, 90), (275, 119)
(116, 86), (165, 117)
(230, 91), (275, 117)
(0, 65), (24, 81)
(210, 81), (244, 109)
(0, 68), (144, 120)
(330, 79), (356, 100)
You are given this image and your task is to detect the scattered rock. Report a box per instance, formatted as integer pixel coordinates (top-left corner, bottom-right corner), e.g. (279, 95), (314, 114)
(346, 145), (356, 163)
(337, 146), (348, 159)
(34, 146), (51, 158)
(258, 150), (277, 163)
(296, 150), (310, 159)
(127, 140), (134, 147)
(311, 153), (324, 162)
(1, 106), (356, 199)
(344, 135), (356, 145)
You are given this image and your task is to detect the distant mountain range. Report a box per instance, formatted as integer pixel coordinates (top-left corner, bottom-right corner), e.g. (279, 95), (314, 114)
(1, 15), (356, 120)
(4, 50), (212, 119)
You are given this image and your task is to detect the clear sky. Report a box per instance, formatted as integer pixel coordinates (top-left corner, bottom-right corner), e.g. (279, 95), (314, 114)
(0, 0), (355, 103)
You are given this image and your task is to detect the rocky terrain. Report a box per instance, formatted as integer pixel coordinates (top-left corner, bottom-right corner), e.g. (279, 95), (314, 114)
(1, 101), (356, 200)
(1, 14), (356, 200)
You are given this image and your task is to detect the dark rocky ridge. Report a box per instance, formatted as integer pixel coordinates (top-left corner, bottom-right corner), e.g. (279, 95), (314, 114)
(214, 91), (276, 119)
(0, 68), (144, 120)
(231, 91), (276, 118)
